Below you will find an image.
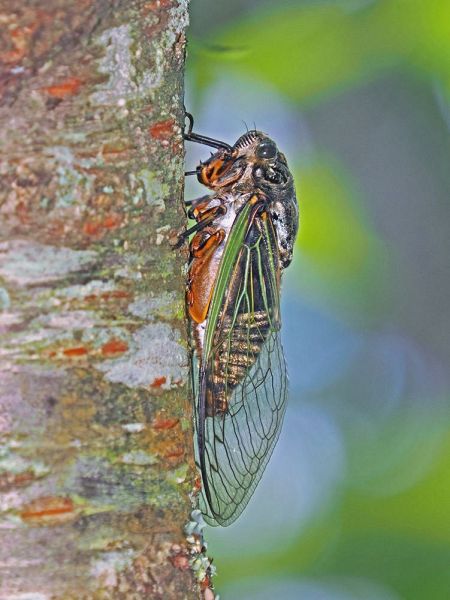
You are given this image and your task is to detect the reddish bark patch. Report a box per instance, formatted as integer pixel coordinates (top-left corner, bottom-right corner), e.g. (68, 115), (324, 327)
(102, 213), (122, 229)
(101, 339), (128, 356)
(144, 0), (174, 12)
(42, 76), (82, 98)
(0, 469), (36, 491)
(164, 446), (185, 462)
(20, 496), (75, 525)
(82, 290), (131, 305)
(101, 290), (130, 300)
(169, 551), (190, 571)
(63, 346), (88, 357)
(82, 220), (102, 236)
(82, 213), (122, 237)
(150, 376), (167, 388)
(152, 416), (179, 430)
(3, 24), (38, 65)
(15, 200), (31, 225)
(149, 118), (175, 141)
(102, 140), (132, 157)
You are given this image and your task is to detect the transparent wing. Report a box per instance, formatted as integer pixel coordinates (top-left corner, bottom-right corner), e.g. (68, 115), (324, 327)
(194, 209), (289, 526)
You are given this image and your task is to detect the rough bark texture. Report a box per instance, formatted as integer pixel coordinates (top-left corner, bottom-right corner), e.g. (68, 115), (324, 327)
(0, 1), (202, 598)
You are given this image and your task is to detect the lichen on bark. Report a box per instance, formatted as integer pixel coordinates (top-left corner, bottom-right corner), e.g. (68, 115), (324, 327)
(0, 1), (201, 598)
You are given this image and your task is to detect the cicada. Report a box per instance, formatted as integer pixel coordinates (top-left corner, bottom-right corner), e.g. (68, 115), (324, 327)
(182, 114), (298, 526)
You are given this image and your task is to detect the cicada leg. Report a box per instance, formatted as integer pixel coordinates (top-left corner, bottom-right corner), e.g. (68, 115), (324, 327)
(184, 194), (211, 210)
(184, 112), (232, 151)
(187, 227), (226, 321)
(173, 202), (226, 248)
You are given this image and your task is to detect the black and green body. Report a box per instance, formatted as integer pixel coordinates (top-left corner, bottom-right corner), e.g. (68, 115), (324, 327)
(184, 121), (298, 526)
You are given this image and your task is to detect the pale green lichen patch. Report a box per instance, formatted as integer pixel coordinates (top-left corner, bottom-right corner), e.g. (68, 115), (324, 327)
(167, 463), (189, 485)
(91, 24), (159, 106)
(128, 291), (179, 321)
(64, 455), (183, 512)
(133, 169), (168, 209)
(1, 327), (73, 358)
(44, 146), (96, 208)
(81, 326), (131, 348)
(33, 311), (100, 330)
(96, 323), (187, 390)
(58, 280), (118, 299)
(0, 450), (49, 479)
(167, 1), (190, 46)
(90, 548), (137, 588)
(0, 241), (97, 287)
(119, 450), (158, 466)
(0, 287), (10, 309)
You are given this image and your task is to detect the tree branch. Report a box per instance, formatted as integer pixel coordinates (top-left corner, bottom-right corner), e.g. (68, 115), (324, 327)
(0, 1), (200, 597)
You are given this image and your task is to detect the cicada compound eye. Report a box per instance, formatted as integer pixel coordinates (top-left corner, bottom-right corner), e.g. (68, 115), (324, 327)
(256, 139), (277, 159)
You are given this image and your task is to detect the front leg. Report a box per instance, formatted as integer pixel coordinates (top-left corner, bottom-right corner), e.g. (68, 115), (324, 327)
(173, 197), (226, 248)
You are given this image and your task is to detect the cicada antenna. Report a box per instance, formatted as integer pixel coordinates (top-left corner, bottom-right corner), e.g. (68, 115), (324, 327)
(184, 111), (232, 151)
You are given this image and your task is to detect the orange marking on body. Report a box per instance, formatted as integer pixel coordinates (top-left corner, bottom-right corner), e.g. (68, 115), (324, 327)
(43, 77), (82, 98)
(150, 376), (167, 388)
(191, 201), (212, 219)
(63, 346), (88, 357)
(188, 230), (225, 323)
(101, 339), (128, 356)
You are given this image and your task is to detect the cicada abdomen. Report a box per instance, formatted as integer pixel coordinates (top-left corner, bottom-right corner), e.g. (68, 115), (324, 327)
(183, 115), (298, 526)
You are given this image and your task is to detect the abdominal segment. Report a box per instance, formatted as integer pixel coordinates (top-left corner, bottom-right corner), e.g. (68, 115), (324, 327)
(205, 310), (270, 416)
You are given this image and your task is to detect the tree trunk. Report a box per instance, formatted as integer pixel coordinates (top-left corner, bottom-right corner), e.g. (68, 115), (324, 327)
(0, 1), (203, 597)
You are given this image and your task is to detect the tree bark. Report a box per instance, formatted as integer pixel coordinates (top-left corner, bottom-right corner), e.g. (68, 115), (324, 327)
(0, 1), (202, 598)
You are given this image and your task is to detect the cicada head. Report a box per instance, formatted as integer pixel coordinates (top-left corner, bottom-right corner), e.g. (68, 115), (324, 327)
(197, 130), (292, 192)
(233, 131), (292, 191)
(233, 131), (298, 269)
(194, 127), (298, 269)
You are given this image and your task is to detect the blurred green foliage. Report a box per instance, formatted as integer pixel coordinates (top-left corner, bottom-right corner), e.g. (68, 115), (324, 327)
(294, 160), (388, 319)
(190, 0), (450, 104)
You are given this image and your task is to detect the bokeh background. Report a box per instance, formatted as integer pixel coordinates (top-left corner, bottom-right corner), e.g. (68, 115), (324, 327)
(184, 1), (450, 598)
